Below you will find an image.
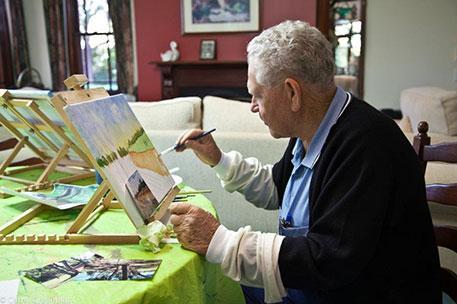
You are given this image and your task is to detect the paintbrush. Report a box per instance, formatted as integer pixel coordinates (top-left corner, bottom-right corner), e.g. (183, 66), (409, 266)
(178, 190), (212, 195)
(159, 128), (216, 156)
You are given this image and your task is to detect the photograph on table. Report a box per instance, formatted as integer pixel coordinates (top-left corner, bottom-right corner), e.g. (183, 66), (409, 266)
(72, 258), (161, 281)
(22, 252), (104, 288)
(22, 252), (162, 288)
(63, 94), (176, 227)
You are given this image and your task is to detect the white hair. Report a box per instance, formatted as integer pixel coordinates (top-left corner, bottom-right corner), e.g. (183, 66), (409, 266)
(247, 20), (335, 88)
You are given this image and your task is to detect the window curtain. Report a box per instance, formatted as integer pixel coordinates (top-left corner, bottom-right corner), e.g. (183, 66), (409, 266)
(8, 0), (30, 87)
(108, 0), (135, 95)
(42, 0), (79, 91)
(42, 0), (66, 91)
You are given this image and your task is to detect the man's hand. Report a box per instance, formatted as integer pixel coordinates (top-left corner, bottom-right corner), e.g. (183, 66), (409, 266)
(169, 203), (220, 255)
(175, 129), (222, 167)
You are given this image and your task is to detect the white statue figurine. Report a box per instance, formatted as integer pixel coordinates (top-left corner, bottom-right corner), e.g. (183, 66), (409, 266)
(160, 41), (180, 62)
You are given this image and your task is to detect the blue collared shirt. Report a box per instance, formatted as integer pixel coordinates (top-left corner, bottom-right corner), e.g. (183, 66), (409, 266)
(279, 87), (350, 236)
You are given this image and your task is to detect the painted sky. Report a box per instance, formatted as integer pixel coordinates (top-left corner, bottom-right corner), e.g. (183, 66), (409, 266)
(64, 94), (154, 159)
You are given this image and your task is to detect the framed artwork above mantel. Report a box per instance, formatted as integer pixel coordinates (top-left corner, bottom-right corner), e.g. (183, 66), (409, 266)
(181, 0), (259, 34)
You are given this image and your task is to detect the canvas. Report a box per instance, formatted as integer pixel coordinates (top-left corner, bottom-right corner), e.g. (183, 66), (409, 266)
(63, 94), (175, 227)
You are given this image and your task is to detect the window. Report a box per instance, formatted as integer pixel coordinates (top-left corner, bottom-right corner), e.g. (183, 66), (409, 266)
(77, 0), (117, 91)
(333, 1), (362, 76)
(317, 0), (365, 97)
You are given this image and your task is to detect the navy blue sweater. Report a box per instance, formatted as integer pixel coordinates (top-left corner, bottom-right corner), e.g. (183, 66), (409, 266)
(272, 97), (440, 303)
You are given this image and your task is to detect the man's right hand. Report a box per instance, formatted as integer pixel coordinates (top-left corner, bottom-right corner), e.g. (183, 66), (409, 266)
(175, 129), (222, 167)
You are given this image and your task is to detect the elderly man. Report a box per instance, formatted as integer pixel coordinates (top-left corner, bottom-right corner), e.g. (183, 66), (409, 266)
(169, 20), (440, 303)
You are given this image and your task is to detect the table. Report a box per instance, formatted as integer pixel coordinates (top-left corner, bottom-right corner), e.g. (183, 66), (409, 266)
(0, 169), (244, 303)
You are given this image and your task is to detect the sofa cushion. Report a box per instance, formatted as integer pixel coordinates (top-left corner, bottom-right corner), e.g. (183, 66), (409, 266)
(129, 97), (202, 130)
(400, 87), (457, 136)
(202, 96), (269, 133)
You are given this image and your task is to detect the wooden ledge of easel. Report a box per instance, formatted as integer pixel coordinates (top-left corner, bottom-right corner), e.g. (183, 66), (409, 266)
(64, 74), (88, 90)
(0, 233), (140, 245)
(150, 185), (180, 222)
(53, 87), (109, 106)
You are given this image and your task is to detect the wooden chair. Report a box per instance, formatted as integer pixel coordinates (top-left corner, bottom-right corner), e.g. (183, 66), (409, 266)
(413, 121), (457, 302)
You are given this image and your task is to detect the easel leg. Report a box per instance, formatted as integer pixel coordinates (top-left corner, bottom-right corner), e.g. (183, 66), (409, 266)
(36, 143), (70, 184)
(66, 180), (110, 234)
(0, 137), (27, 174)
(0, 204), (46, 235)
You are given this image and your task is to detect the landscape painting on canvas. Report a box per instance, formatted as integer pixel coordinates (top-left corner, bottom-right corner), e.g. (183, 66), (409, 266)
(63, 94), (175, 227)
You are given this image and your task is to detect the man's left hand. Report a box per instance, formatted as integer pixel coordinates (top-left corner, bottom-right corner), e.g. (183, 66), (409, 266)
(169, 203), (220, 255)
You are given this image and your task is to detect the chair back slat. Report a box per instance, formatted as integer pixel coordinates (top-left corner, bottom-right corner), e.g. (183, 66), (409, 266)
(434, 226), (457, 253)
(423, 142), (457, 163)
(426, 183), (457, 207)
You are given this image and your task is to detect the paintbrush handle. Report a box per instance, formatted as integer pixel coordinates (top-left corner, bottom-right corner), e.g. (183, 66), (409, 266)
(178, 190), (212, 195)
(159, 128), (216, 156)
(174, 128), (216, 150)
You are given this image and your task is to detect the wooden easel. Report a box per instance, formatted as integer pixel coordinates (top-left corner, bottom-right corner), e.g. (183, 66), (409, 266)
(0, 75), (179, 245)
(0, 89), (94, 193)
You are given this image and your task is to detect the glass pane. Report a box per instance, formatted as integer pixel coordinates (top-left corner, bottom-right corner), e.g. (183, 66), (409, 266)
(80, 34), (117, 91)
(335, 22), (351, 36)
(351, 34), (361, 57)
(78, 0), (117, 91)
(352, 20), (362, 33)
(335, 46), (348, 72)
(338, 37), (350, 48)
(78, 0), (111, 34)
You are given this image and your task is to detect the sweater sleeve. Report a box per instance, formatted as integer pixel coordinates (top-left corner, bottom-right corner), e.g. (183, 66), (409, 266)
(206, 225), (287, 303)
(213, 151), (279, 210)
(278, 129), (395, 290)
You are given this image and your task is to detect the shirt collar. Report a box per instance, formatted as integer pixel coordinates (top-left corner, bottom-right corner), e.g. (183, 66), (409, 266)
(292, 86), (349, 169)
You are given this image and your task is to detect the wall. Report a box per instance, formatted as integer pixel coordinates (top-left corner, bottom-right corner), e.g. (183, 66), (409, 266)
(364, 0), (457, 109)
(134, 0), (316, 101)
(22, 0), (52, 89)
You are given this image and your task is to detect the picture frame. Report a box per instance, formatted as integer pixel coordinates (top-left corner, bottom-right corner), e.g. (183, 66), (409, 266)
(181, 0), (259, 34)
(200, 40), (216, 60)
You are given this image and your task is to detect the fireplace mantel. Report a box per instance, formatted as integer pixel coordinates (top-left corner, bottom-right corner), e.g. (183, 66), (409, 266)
(149, 61), (249, 100)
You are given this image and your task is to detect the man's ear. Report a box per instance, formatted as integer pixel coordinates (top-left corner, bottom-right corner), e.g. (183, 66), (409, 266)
(284, 78), (302, 112)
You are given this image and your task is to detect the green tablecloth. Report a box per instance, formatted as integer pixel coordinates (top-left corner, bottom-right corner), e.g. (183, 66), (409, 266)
(0, 169), (244, 303)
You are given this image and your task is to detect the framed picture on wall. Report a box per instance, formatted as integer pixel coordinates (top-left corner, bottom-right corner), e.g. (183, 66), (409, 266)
(181, 0), (259, 34)
(200, 40), (216, 60)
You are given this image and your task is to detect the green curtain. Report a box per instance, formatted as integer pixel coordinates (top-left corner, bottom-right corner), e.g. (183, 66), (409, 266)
(108, 0), (135, 96)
